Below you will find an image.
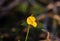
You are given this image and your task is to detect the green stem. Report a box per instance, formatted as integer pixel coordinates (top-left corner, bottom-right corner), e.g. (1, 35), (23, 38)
(25, 25), (30, 41)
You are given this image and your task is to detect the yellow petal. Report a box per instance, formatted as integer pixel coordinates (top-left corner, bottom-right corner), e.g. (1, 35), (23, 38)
(30, 15), (36, 21)
(27, 17), (32, 24)
(27, 15), (36, 25)
(32, 22), (37, 27)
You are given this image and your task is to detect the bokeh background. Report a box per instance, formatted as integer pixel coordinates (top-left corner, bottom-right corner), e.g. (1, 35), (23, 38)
(0, 0), (60, 41)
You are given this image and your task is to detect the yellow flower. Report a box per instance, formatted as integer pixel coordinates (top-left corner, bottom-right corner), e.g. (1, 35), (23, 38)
(27, 15), (37, 27)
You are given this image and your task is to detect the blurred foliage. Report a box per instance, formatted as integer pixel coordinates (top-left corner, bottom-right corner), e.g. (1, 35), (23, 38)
(0, 0), (50, 41)
(17, 2), (28, 13)
(0, 0), (49, 34)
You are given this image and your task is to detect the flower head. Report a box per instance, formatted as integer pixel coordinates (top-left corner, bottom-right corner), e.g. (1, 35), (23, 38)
(27, 15), (37, 27)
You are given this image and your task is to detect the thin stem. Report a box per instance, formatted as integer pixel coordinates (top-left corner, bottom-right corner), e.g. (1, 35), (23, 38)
(25, 25), (30, 41)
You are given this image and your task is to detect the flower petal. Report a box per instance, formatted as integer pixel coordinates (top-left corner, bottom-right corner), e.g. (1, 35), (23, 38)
(27, 15), (36, 24)
(32, 22), (37, 27)
(27, 17), (32, 24)
(30, 16), (36, 21)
